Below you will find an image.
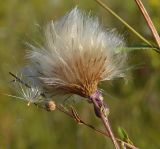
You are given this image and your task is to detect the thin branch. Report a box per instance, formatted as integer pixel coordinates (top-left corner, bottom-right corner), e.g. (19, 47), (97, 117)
(56, 105), (138, 149)
(9, 72), (31, 88)
(90, 96), (120, 149)
(33, 103), (138, 149)
(7, 73), (138, 149)
(134, 0), (160, 48)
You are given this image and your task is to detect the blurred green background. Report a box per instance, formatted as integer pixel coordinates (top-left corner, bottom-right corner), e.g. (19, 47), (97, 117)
(0, 0), (160, 148)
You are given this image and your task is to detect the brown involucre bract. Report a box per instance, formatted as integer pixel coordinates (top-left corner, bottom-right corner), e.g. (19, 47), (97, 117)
(25, 7), (127, 99)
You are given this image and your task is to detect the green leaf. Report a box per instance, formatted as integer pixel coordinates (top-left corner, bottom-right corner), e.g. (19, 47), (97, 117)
(117, 126), (134, 145)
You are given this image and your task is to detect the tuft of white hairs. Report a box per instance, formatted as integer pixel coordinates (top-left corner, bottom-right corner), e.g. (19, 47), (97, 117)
(25, 7), (127, 98)
(5, 77), (42, 105)
(16, 83), (41, 105)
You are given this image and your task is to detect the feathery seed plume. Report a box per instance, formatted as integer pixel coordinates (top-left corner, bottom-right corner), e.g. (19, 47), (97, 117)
(26, 7), (127, 99)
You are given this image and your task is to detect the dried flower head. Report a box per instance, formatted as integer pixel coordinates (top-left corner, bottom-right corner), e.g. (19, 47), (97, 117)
(26, 7), (127, 99)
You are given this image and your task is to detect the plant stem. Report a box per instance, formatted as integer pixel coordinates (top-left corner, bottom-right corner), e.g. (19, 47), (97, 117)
(125, 46), (160, 53)
(101, 112), (120, 149)
(90, 94), (120, 149)
(8, 72), (138, 149)
(134, 0), (160, 48)
(56, 105), (138, 149)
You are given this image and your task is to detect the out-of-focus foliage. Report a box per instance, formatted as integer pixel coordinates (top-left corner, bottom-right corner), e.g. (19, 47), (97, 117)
(0, 0), (160, 148)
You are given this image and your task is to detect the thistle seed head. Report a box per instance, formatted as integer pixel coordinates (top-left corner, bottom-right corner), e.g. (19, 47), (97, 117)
(25, 7), (127, 98)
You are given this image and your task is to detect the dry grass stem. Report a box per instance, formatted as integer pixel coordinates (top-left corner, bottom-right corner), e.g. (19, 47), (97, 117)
(134, 0), (160, 48)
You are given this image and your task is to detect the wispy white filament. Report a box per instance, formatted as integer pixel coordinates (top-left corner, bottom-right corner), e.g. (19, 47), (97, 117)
(2, 81), (42, 105)
(25, 7), (127, 97)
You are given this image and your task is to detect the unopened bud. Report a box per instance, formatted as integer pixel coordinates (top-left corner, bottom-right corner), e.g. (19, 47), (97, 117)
(45, 100), (56, 111)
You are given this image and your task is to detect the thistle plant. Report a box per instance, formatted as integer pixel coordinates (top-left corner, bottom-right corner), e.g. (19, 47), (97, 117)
(6, 6), (142, 149)
(0, 0), (158, 148)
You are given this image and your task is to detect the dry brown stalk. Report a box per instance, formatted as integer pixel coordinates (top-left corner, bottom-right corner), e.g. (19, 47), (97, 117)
(56, 105), (138, 149)
(134, 0), (160, 48)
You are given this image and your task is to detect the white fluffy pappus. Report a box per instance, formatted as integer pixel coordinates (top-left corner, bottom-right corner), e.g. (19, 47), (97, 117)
(16, 83), (41, 105)
(26, 7), (127, 98)
(3, 78), (42, 106)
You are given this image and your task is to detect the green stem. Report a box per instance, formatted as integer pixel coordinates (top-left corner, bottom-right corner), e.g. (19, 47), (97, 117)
(126, 47), (160, 53)
(95, 0), (153, 47)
